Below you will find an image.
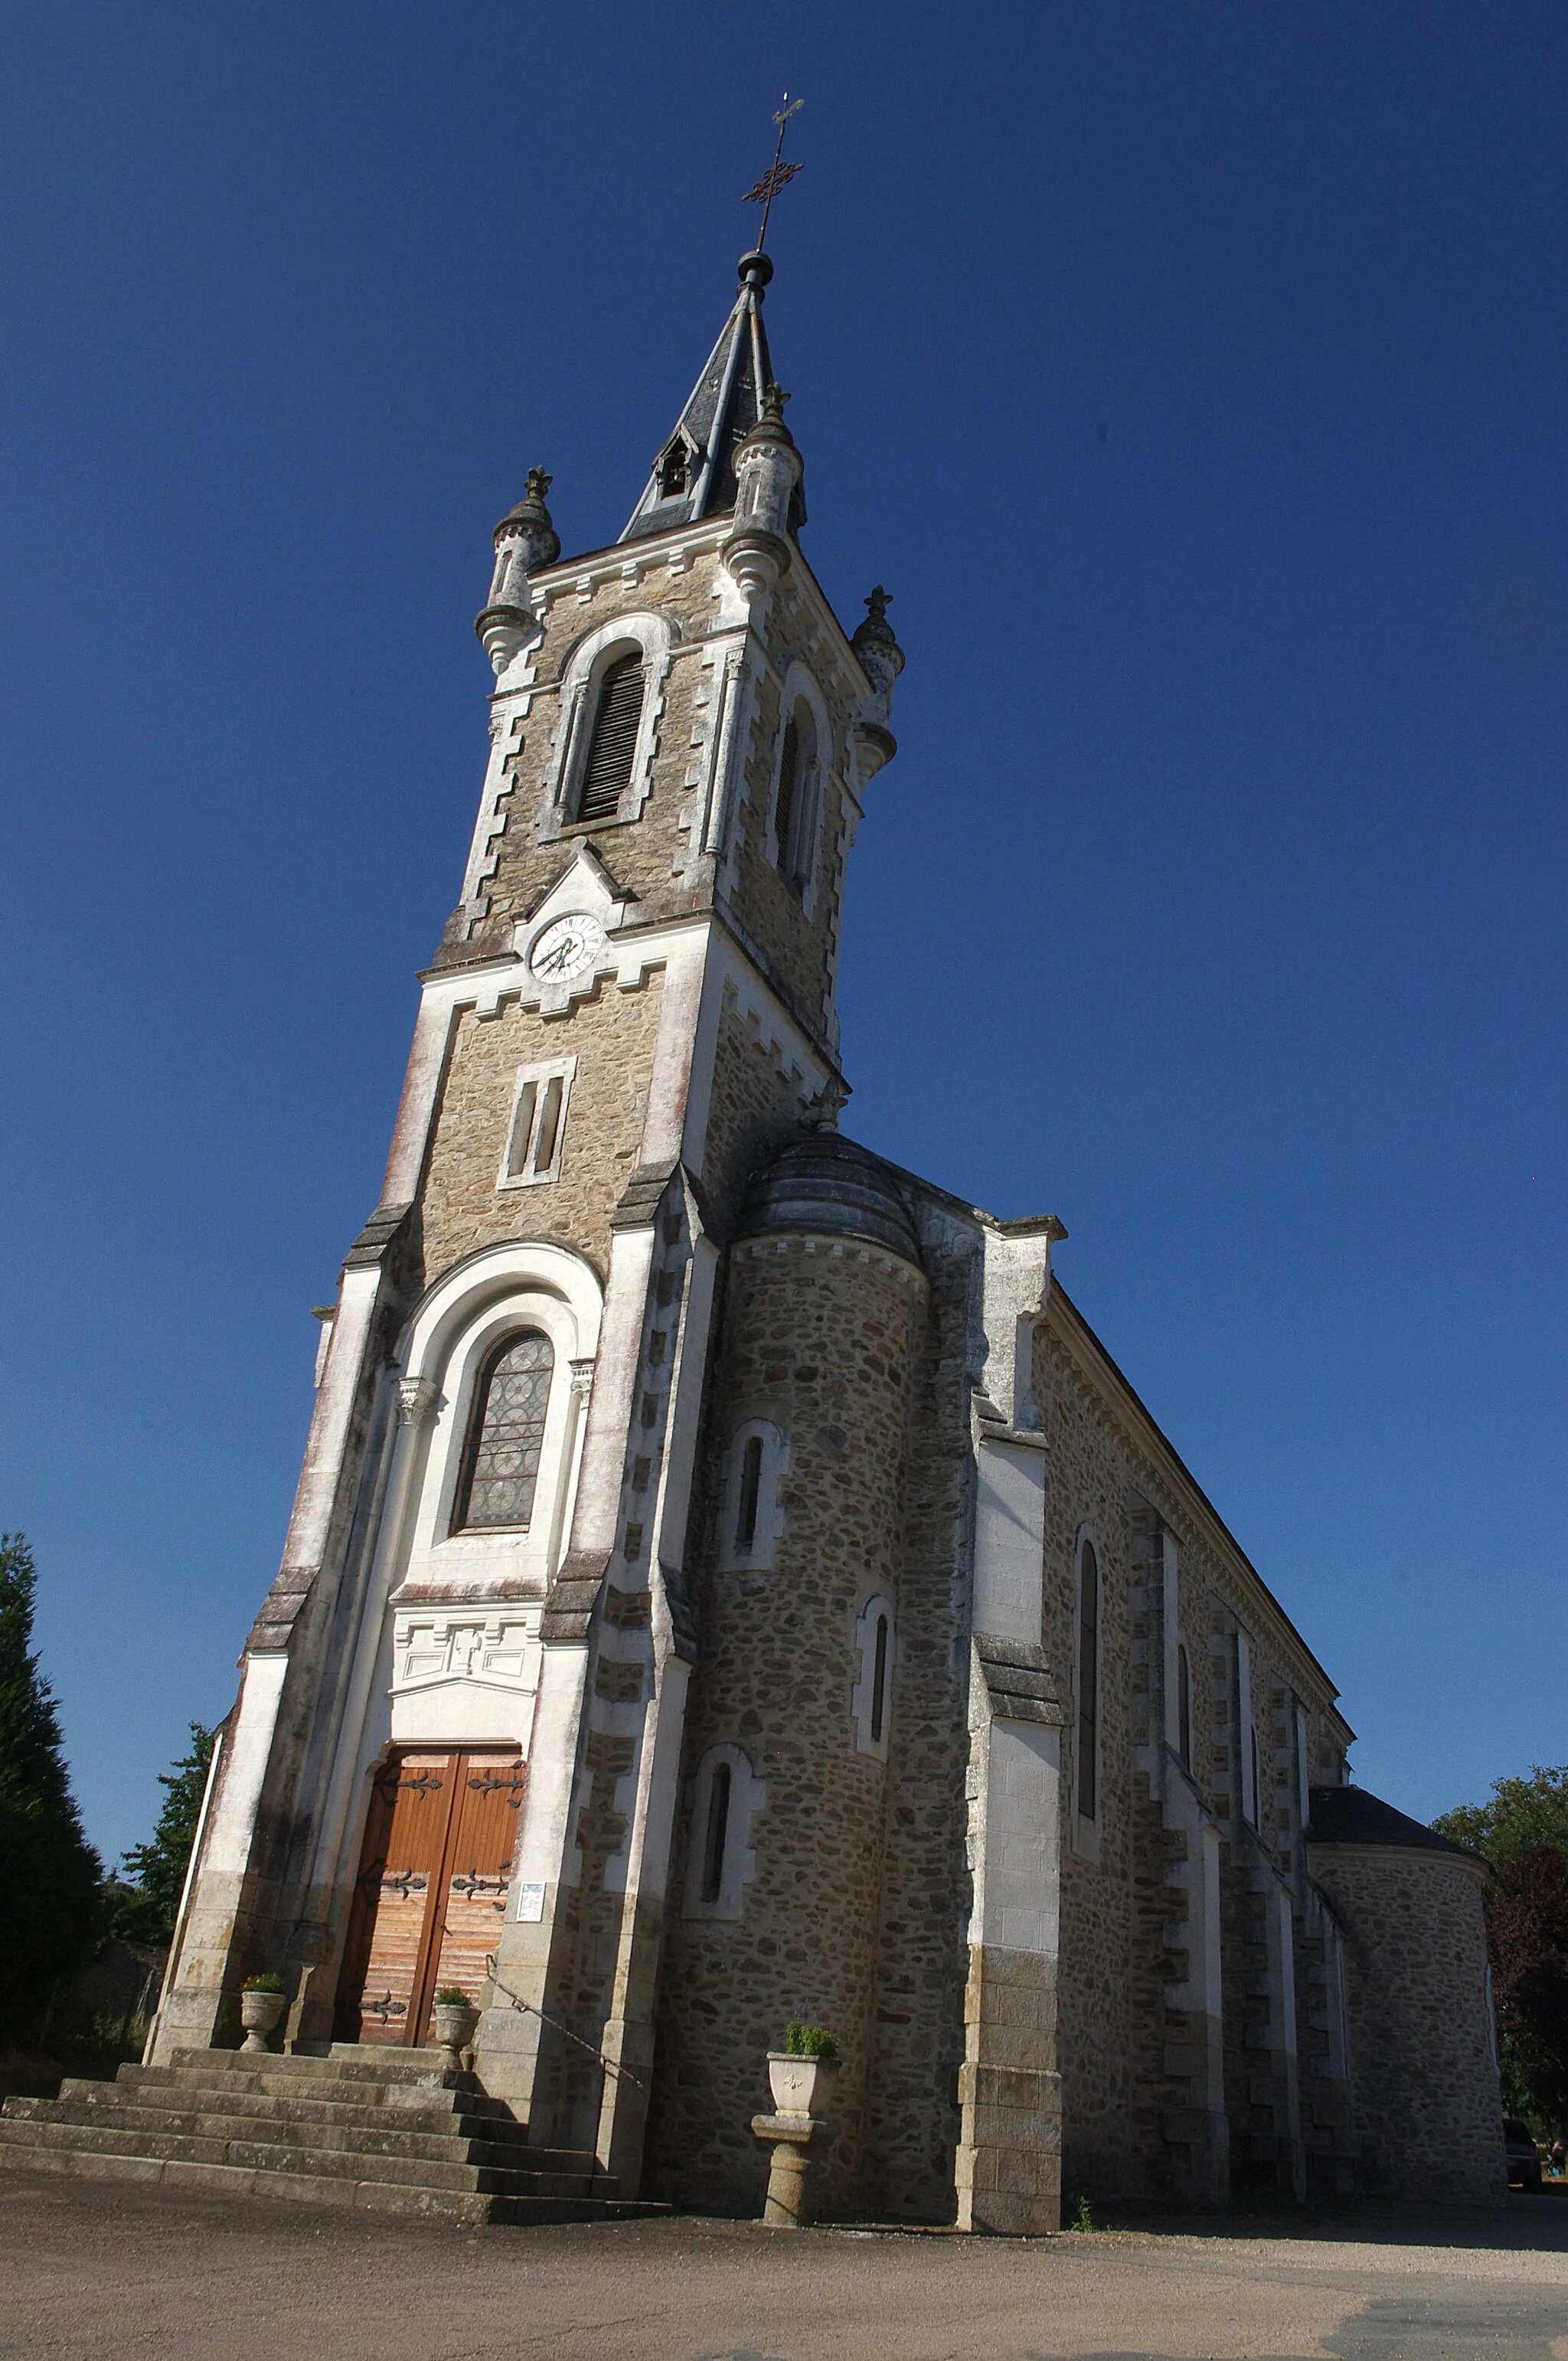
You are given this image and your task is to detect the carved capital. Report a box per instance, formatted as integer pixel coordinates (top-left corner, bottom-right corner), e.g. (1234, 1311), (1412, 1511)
(569, 1358), (596, 1403)
(397, 1376), (441, 1429)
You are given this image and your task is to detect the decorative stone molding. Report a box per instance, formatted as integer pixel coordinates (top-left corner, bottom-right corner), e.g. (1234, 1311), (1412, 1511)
(397, 1376), (441, 1429)
(740, 1230), (928, 1291)
(392, 1609), (537, 1699)
(542, 609), (674, 834)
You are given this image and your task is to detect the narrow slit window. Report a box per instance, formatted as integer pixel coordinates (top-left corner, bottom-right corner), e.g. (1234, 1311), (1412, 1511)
(577, 651), (643, 821)
(1177, 1643), (1191, 1771)
(773, 716), (799, 874)
(701, 1763), (731, 1905)
(452, 1331), (554, 1533)
(773, 701), (818, 893)
(735, 1435), (763, 1554)
(498, 1060), (574, 1190)
(505, 1081), (539, 1179)
(871, 1613), (890, 1745)
(1077, 1540), (1099, 1822)
(533, 1074), (564, 1172)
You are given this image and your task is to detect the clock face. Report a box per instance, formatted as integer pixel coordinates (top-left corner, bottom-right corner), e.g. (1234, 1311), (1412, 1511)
(528, 912), (608, 985)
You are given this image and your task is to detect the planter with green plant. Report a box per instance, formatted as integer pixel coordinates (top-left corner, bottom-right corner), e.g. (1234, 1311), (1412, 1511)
(431, 1987), (479, 2069)
(766, 2020), (840, 2118)
(238, 1972), (287, 2053)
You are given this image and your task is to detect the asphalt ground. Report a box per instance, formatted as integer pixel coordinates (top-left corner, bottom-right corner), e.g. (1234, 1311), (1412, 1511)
(6, 2170), (1568, 2359)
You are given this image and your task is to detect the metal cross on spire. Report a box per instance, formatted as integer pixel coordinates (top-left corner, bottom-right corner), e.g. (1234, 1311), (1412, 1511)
(743, 93), (804, 250)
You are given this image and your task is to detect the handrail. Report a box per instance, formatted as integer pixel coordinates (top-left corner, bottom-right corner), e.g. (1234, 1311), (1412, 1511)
(483, 1954), (645, 2092)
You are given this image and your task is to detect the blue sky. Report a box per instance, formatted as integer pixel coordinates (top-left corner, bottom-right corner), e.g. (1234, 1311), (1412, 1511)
(1, 2), (1563, 1865)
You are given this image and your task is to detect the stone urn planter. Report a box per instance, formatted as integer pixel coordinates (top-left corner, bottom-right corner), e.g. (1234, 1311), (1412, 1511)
(767, 2050), (839, 2121)
(239, 1986), (287, 2054)
(432, 1997), (479, 2072)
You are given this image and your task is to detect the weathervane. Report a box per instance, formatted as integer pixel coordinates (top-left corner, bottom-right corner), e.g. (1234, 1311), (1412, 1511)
(743, 93), (804, 250)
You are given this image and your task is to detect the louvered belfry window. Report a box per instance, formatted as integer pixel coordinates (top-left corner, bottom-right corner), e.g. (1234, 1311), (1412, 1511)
(452, 1331), (554, 1531)
(576, 651), (643, 821)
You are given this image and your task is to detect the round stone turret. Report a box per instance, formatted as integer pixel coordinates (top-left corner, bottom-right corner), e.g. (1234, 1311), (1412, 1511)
(850, 586), (906, 778)
(721, 381), (804, 607)
(475, 466), (560, 676)
(737, 1132), (921, 1267)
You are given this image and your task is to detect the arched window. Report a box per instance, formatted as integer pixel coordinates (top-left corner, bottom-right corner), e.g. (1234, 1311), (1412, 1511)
(718, 1419), (789, 1572)
(576, 651), (644, 821)
(734, 1434), (764, 1554)
(1076, 1540), (1099, 1822)
(684, 1744), (765, 1921)
(700, 1762), (731, 1905)
(451, 1331), (554, 1532)
(772, 700), (818, 893)
(1177, 1643), (1191, 1772)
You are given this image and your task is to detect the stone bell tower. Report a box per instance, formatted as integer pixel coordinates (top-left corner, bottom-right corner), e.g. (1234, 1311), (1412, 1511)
(150, 244), (903, 2195)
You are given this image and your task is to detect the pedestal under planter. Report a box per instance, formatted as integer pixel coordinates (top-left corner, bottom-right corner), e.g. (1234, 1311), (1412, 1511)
(753, 2053), (840, 2226)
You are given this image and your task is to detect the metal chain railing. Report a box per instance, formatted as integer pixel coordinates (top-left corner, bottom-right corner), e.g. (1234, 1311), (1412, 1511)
(483, 1954), (645, 2091)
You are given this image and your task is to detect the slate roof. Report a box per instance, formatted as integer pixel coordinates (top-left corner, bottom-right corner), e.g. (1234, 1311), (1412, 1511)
(737, 1132), (923, 1265)
(1306, 1784), (1475, 1858)
(620, 251), (803, 542)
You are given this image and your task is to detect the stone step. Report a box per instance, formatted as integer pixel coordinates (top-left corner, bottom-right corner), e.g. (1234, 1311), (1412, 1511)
(166, 2045), (466, 2087)
(7, 2097), (579, 2177)
(69, 2074), (536, 2144)
(0, 2045), (667, 2229)
(116, 2062), (507, 2119)
(0, 2141), (665, 2228)
(0, 2114), (606, 2199)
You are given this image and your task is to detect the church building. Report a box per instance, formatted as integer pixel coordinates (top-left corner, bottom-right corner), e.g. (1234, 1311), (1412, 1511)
(24, 244), (1504, 2228)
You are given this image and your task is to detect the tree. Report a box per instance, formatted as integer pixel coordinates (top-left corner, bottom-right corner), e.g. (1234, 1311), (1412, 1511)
(1434, 1766), (1568, 2134)
(109, 1723), (216, 1946)
(1485, 1847), (1568, 2134)
(0, 1533), (103, 2040)
(1433, 1765), (1568, 1873)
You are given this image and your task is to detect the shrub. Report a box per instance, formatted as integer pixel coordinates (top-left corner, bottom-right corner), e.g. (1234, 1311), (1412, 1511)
(241, 1972), (286, 1995)
(433, 1987), (472, 2007)
(783, 2020), (838, 2060)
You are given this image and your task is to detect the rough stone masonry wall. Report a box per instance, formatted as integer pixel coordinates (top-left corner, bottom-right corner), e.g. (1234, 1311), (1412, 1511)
(645, 1237), (923, 2218)
(861, 1205), (979, 2222)
(697, 1000), (819, 1239)
(722, 601), (851, 1041)
(1033, 1301), (1355, 2208)
(465, 551), (733, 941)
(457, 545), (858, 1070)
(1308, 1844), (1504, 2206)
(416, 975), (665, 1283)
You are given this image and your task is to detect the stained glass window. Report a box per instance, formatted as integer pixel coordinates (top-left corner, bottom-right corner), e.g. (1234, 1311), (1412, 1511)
(452, 1331), (554, 1531)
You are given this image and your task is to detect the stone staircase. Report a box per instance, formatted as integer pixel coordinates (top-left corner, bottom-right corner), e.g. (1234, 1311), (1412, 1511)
(0, 2044), (665, 2226)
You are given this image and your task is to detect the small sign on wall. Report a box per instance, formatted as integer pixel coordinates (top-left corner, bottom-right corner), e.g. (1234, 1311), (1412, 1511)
(516, 1880), (546, 1922)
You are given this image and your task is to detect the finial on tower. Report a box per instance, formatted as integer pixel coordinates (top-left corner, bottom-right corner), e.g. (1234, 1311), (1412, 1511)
(475, 467), (560, 676)
(757, 382), (793, 439)
(851, 586), (906, 773)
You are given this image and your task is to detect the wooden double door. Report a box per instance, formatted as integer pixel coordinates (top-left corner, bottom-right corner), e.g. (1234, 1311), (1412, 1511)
(335, 1749), (526, 2046)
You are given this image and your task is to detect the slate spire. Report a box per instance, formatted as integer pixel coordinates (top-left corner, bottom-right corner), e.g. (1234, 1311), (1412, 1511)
(620, 251), (805, 543)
